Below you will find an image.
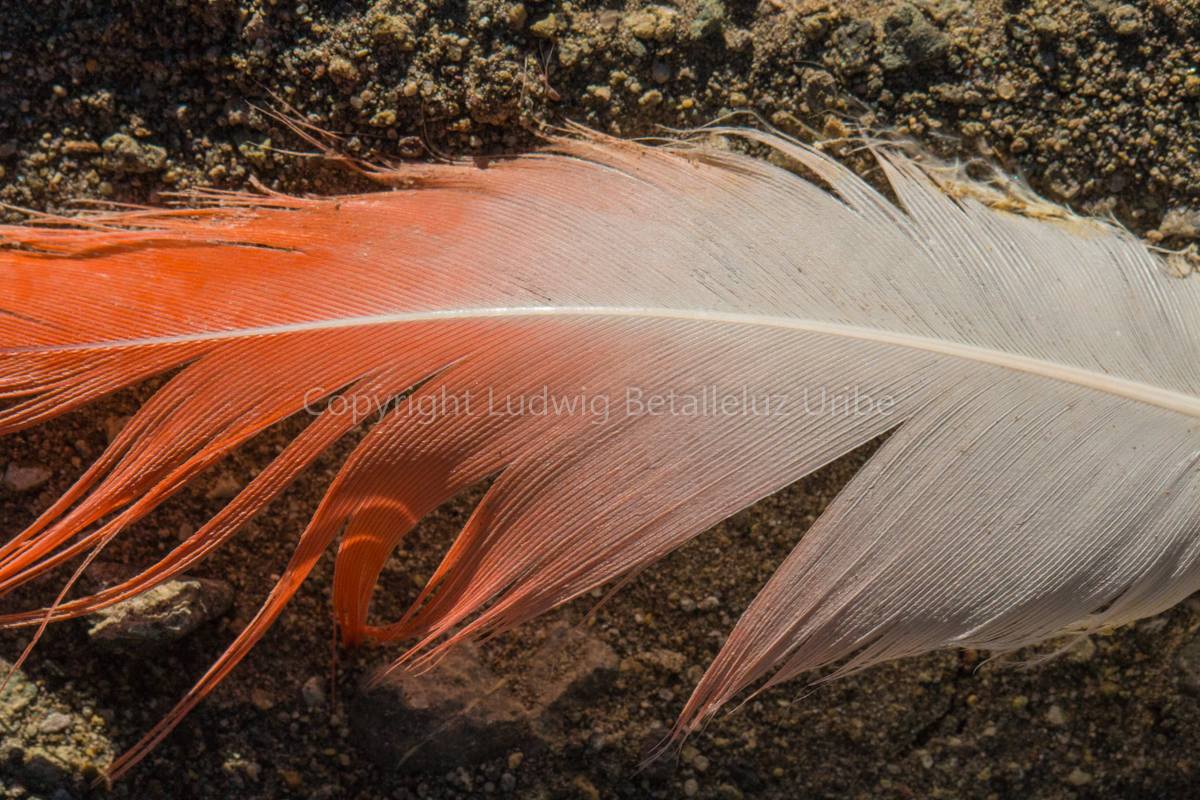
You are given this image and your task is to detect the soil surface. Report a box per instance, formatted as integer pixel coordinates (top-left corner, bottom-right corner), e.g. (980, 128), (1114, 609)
(3, 1), (1200, 799)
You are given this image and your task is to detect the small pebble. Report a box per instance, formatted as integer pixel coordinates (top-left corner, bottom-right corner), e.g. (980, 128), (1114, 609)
(251, 688), (275, 711)
(206, 472), (243, 500)
(302, 676), (327, 709)
(3, 464), (51, 493)
(1109, 4), (1144, 36)
(39, 712), (72, 734)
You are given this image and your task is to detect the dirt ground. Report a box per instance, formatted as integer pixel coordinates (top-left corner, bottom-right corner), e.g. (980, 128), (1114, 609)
(3, 1), (1200, 799)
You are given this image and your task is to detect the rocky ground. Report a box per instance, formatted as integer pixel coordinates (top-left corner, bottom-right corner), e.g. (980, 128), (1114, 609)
(2, 0), (1200, 799)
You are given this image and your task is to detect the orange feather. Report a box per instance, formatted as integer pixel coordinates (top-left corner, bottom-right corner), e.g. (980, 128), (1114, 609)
(4, 129), (1200, 780)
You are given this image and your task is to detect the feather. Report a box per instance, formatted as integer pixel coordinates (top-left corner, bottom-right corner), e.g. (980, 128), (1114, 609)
(2, 128), (1199, 779)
